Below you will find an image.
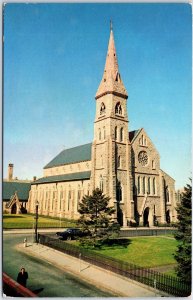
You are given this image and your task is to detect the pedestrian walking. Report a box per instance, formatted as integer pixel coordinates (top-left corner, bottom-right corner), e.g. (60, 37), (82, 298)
(17, 267), (28, 287)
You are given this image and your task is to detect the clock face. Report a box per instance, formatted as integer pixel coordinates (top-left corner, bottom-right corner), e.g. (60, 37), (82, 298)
(138, 151), (148, 166)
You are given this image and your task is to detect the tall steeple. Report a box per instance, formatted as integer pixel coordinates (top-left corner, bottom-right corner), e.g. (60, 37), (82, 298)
(91, 23), (133, 227)
(95, 22), (128, 100)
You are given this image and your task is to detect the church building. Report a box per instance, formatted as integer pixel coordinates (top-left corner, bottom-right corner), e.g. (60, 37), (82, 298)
(27, 25), (177, 227)
(3, 164), (31, 214)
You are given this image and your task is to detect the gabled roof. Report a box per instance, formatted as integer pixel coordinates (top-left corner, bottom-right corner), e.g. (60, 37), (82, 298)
(160, 169), (175, 182)
(129, 128), (160, 156)
(129, 129), (142, 142)
(44, 130), (144, 170)
(3, 181), (31, 201)
(32, 171), (91, 184)
(44, 143), (92, 169)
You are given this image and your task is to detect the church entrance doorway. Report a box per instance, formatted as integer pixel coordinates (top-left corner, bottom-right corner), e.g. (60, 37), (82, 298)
(11, 203), (17, 214)
(117, 205), (123, 226)
(143, 207), (149, 227)
(166, 210), (171, 224)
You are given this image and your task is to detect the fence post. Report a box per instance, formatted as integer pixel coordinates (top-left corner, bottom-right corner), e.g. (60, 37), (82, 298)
(154, 278), (157, 296)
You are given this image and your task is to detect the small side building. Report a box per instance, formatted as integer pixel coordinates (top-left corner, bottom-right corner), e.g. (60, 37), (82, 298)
(3, 164), (31, 214)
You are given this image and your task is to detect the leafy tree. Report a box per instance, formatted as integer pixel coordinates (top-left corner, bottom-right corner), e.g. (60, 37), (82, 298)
(174, 180), (192, 284)
(78, 188), (119, 247)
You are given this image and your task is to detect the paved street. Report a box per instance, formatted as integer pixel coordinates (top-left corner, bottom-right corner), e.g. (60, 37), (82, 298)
(3, 234), (113, 297)
(3, 231), (167, 297)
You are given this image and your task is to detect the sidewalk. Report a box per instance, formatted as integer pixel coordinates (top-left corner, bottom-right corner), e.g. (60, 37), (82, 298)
(16, 242), (166, 297)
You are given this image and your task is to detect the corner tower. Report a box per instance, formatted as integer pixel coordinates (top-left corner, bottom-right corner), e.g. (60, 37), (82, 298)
(91, 23), (134, 226)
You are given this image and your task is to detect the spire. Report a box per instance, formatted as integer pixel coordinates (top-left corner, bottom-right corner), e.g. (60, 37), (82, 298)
(110, 19), (113, 31)
(95, 23), (128, 100)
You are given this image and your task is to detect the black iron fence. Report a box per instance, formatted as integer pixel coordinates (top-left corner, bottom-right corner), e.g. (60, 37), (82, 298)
(119, 228), (176, 238)
(38, 234), (191, 297)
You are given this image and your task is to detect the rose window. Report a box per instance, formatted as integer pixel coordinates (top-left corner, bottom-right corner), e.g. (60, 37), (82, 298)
(138, 151), (148, 166)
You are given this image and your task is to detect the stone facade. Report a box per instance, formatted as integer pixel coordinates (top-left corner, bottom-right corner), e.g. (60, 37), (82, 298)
(27, 26), (177, 226)
(28, 179), (91, 220)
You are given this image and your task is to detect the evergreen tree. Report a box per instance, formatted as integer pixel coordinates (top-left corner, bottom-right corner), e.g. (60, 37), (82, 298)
(78, 188), (119, 247)
(174, 180), (192, 284)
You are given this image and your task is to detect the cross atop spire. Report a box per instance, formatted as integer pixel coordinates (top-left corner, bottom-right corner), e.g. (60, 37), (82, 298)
(95, 23), (128, 100)
(110, 20), (113, 31)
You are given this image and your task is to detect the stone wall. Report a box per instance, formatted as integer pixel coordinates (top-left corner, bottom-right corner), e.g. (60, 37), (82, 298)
(28, 179), (91, 219)
(161, 169), (177, 222)
(130, 128), (177, 225)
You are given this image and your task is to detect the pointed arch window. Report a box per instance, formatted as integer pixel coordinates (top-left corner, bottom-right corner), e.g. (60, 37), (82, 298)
(45, 190), (48, 210)
(120, 127), (124, 142)
(77, 190), (81, 203)
(152, 160), (155, 169)
(47, 190), (50, 210)
(141, 135), (144, 145)
(143, 177), (146, 194)
(115, 72), (121, 82)
(139, 135), (147, 146)
(138, 176), (140, 194)
(68, 187), (71, 211)
(59, 188), (63, 211)
(103, 126), (106, 139)
(115, 102), (122, 115)
(166, 188), (170, 203)
(117, 155), (121, 168)
(115, 126), (117, 140)
(116, 181), (122, 202)
(52, 190), (57, 211)
(148, 177), (150, 194)
(77, 186), (81, 211)
(60, 190), (64, 200)
(100, 102), (106, 115)
(99, 175), (104, 192)
(153, 178), (156, 195)
(99, 128), (101, 141)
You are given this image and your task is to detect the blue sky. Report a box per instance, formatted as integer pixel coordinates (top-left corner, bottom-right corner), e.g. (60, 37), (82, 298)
(3, 3), (192, 189)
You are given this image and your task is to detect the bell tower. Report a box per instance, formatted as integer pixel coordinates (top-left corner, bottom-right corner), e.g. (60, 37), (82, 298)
(91, 23), (134, 226)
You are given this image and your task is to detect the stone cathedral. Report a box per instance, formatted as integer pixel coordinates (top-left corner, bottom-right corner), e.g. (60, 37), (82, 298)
(27, 26), (177, 227)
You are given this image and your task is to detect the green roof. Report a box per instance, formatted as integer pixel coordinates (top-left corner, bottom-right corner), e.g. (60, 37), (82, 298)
(44, 130), (140, 170)
(32, 171), (91, 184)
(44, 143), (92, 169)
(3, 181), (31, 201)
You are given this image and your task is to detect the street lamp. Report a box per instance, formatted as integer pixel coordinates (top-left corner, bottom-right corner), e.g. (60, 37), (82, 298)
(34, 200), (39, 243)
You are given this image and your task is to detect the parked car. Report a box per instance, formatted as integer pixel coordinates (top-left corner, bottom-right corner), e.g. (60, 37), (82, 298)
(56, 228), (89, 240)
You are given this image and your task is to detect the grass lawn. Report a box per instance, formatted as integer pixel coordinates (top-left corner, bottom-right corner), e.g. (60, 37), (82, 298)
(91, 237), (178, 274)
(3, 214), (76, 229)
(72, 236), (178, 276)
